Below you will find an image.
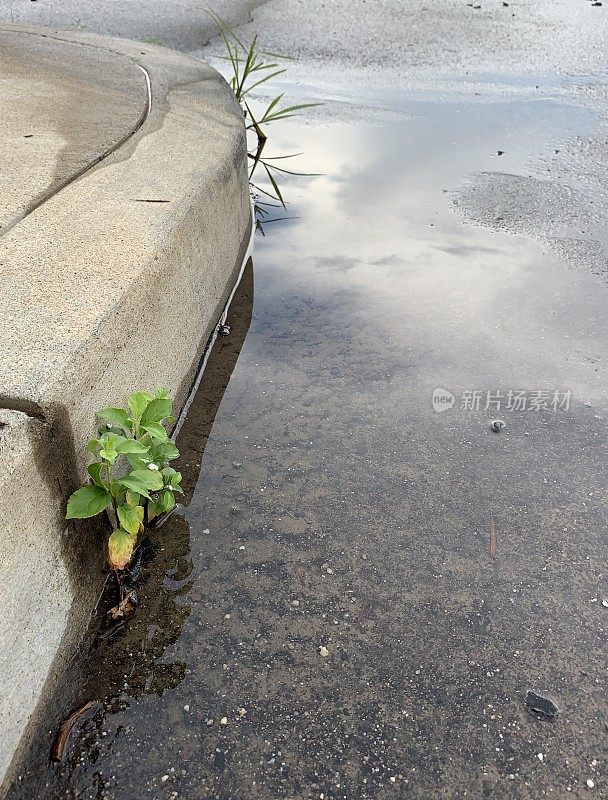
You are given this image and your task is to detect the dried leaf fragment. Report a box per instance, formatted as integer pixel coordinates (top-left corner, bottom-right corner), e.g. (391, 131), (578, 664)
(489, 517), (497, 559)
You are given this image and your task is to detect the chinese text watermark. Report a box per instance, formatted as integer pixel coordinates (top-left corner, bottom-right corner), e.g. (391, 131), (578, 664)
(432, 388), (571, 413)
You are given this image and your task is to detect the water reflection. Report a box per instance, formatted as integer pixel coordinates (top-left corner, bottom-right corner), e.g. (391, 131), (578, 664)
(10, 88), (608, 800)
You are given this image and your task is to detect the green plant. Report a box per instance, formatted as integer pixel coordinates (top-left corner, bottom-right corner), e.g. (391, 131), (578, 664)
(65, 388), (183, 570)
(208, 10), (320, 216)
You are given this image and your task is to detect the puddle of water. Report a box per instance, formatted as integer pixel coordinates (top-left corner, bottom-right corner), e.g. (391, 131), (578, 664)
(10, 88), (608, 800)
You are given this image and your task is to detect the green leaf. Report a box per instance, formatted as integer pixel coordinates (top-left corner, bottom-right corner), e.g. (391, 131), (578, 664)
(87, 462), (105, 487)
(66, 485), (111, 519)
(120, 468), (163, 499)
(119, 477), (150, 499)
(141, 398), (172, 426)
(262, 101), (321, 123)
(128, 391), (152, 421)
(116, 439), (149, 454)
(147, 496), (161, 522)
(107, 529), (136, 570)
(99, 448), (118, 463)
(117, 503), (144, 535)
(263, 163), (286, 209)
(87, 438), (99, 454)
(141, 422), (168, 442)
(132, 468), (164, 490)
(110, 479), (123, 499)
(162, 467), (183, 491)
(150, 441), (180, 463)
(96, 407), (130, 431)
(125, 490), (141, 507)
(126, 452), (150, 471)
(160, 490), (175, 513)
(154, 387), (171, 399)
(241, 68), (287, 97)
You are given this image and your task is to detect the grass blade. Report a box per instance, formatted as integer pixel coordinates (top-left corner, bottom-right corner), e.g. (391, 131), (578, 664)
(242, 69), (288, 96)
(264, 164), (286, 209)
(262, 102), (321, 122)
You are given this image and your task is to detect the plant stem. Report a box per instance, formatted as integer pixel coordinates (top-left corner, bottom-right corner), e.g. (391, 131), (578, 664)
(105, 462), (117, 516)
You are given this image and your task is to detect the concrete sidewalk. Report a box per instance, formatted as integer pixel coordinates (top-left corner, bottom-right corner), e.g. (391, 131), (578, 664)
(0, 24), (251, 793)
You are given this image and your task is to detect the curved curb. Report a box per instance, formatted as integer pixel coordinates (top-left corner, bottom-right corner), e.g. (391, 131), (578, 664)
(0, 24), (252, 792)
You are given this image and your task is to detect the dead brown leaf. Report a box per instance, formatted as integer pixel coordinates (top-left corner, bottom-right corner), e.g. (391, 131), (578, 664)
(108, 591), (137, 620)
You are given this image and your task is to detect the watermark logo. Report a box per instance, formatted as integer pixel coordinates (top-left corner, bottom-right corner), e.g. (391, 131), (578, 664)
(432, 387), (456, 412)
(432, 388), (571, 413)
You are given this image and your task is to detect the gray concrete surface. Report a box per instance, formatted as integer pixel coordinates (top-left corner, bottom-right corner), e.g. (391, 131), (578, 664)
(0, 24), (250, 793)
(0, 410), (96, 788)
(0, 32), (147, 231)
(0, 0), (264, 51)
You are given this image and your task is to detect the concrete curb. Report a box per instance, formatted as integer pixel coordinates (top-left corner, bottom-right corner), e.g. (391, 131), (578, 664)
(0, 24), (252, 791)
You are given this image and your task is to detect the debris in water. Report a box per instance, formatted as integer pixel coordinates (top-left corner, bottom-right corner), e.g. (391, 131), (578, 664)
(355, 600), (370, 629)
(525, 690), (558, 720)
(489, 517), (497, 559)
(490, 419), (505, 432)
(108, 590), (137, 620)
(51, 701), (96, 761)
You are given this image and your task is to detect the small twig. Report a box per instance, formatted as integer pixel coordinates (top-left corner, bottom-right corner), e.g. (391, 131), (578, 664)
(489, 516), (497, 559)
(50, 701), (96, 762)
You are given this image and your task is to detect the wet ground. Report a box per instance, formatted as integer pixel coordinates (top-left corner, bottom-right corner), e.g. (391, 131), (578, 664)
(8, 77), (608, 798)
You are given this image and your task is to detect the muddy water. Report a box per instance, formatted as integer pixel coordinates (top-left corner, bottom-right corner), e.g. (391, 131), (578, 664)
(11, 89), (608, 799)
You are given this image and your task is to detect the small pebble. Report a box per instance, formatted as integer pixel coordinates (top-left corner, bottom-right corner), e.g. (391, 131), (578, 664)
(161, 775), (169, 783)
(184, 705), (190, 711)
(389, 776), (396, 783)
(320, 646), (330, 657)
(220, 717), (228, 725)
(587, 779), (595, 789)
(602, 599), (608, 608)
(537, 753), (544, 762)
(291, 600), (300, 607)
